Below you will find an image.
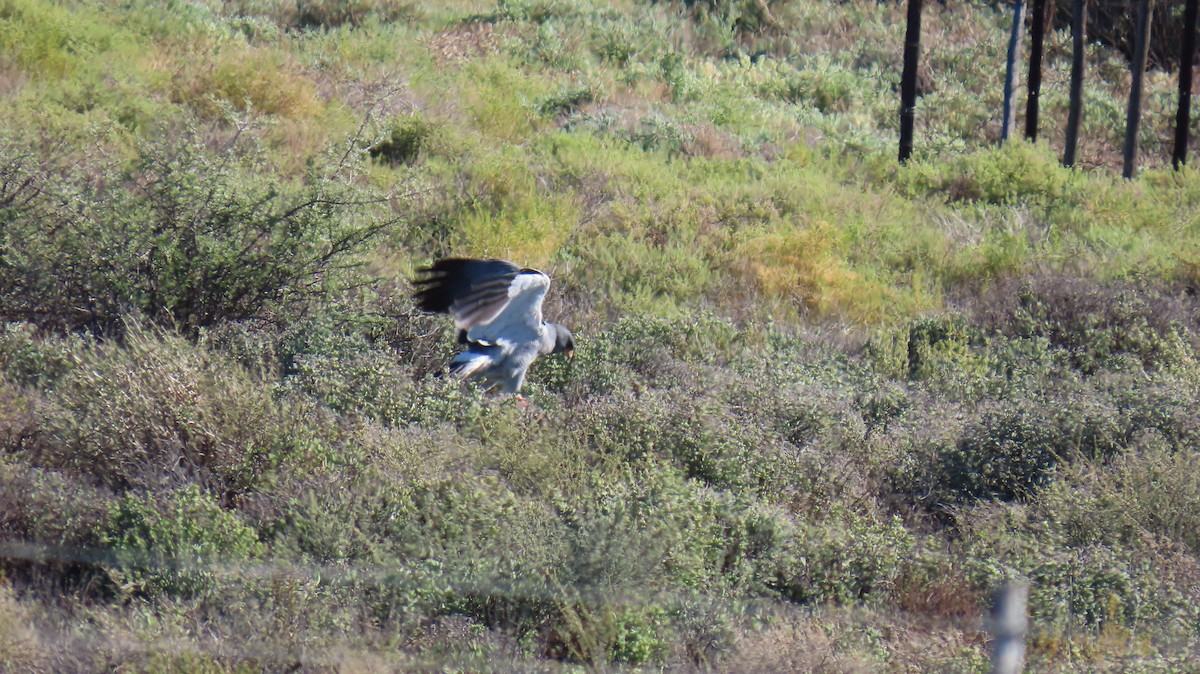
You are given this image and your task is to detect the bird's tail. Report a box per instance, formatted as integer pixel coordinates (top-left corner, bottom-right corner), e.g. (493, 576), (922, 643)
(448, 351), (493, 379)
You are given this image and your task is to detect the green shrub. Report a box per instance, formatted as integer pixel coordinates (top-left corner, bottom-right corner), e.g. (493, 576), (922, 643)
(535, 85), (597, 118)
(607, 605), (669, 664)
(558, 313), (740, 391)
(1023, 543), (1200, 635)
(1115, 376), (1200, 452)
(1044, 438), (1200, 555)
(644, 0), (797, 35)
(0, 583), (47, 674)
(275, 314), (410, 420)
(98, 485), (263, 598)
(0, 127), (398, 338)
(220, 0), (418, 30)
(369, 115), (435, 166)
(490, 0), (576, 24)
(865, 313), (997, 399)
(0, 454), (113, 549)
(0, 322), (87, 388)
(899, 141), (1087, 211)
(38, 324), (293, 493)
(772, 513), (914, 605)
(756, 55), (875, 114)
(973, 275), (1194, 375)
(576, 389), (774, 489)
(932, 393), (1123, 503)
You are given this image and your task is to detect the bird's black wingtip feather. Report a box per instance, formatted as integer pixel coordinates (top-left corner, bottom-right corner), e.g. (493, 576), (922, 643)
(411, 257), (521, 314)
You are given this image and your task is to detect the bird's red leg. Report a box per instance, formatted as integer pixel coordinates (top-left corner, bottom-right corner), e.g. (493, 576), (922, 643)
(515, 394), (529, 410)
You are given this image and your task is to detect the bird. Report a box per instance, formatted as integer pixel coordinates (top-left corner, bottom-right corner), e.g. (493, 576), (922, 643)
(411, 257), (574, 397)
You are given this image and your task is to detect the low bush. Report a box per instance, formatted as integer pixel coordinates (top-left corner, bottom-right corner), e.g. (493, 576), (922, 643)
(644, 0), (799, 37)
(0, 322), (88, 389)
(771, 512), (914, 606)
(574, 388), (780, 490)
(0, 126), (400, 338)
(369, 115), (436, 166)
(0, 583), (47, 674)
(98, 484), (263, 599)
(970, 274), (1197, 375)
(221, 0), (418, 30)
(275, 314), (411, 421)
(31, 324), (295, 494)
(899, 141), (1087, 213)
(0, 456), (113, 551)
(1043, 438), (1200, 556)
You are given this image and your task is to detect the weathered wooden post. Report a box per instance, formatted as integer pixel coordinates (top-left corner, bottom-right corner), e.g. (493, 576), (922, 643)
(1064, 0), (1087, 166)
(989, 579), (1030, 674)
(1002, 0), (1027, 143)
(899, 0), (924, 163)
(1174, 0), (1199, 169)
(1124, 0), (1153, 179)
(1025, 0), (1048, 141)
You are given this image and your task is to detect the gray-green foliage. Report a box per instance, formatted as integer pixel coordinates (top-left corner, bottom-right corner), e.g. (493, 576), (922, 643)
(0, 126), (397, 337)
(7, 0), (1200, 670)
(99, 484), (264, 598)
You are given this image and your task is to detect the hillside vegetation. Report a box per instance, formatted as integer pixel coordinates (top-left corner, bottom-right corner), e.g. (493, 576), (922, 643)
(3, 0), (1200, 671)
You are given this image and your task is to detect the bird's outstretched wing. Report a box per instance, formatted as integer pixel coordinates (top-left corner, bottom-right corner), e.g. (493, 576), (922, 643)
(412, 258), (549, 346)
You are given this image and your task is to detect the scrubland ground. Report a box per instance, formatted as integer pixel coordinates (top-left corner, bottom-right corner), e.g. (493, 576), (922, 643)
(3, 0), (1200, 671)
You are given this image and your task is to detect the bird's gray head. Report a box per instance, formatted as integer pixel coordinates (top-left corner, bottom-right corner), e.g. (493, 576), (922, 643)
(549, 323), (575, 358)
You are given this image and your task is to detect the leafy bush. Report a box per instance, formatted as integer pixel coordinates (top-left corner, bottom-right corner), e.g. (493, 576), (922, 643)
(899, 141), (1086, 211)
(755, 55), (875, 114)
(275, 312), (411, 420)
(33, 324), (296, 493)
(220, 0), (418, 30)
(865, 312), (997, 399)
(369, 115), (435, 166)
(535, 85), (597, 118)
(573, 389), (776, 489)
(1044, 438), (1200, 556)
(0, 451), (114, 554)
(0, 127), (399, 338)
(645, 0), (797, 35)
(772, 513), (914, 605)
(0, 582), (47, 674)
(98, 484), (263, 598)
(971, 275), (1195, 375)
(0, 322), (87, 388)
(932, 390), (1130, 504)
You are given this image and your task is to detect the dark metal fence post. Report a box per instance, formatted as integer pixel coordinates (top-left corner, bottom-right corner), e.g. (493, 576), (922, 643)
(1124, 0), (1153, 179)
(1025, 0), (1047, 141)
(899, 0), (924, 164)
(1002, 0), (1027, 143)
(1174, 0), (1200, 169)
(1064, 0), (1087, 166)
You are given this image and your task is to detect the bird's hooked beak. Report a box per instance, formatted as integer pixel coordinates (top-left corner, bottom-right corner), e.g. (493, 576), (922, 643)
(565, 347), (575, 359)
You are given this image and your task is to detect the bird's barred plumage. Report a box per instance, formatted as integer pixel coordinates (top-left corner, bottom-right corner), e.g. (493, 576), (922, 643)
(412, 257), (574, 395)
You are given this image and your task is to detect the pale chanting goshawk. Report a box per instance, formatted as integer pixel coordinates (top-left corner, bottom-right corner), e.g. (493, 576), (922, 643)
(412, 258), (575, 395)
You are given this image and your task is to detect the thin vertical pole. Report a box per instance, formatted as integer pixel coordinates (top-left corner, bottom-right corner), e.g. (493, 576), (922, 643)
(1002, 1), (1027, 143)
(1064, 0), (1087, 166)
(1124, 0), (1153, 179)
(899, 0), (924, 164)
(1025, 0), (1047, 141)
(1174, 0), (1199, 169)
(989, 580), (1030, 674)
